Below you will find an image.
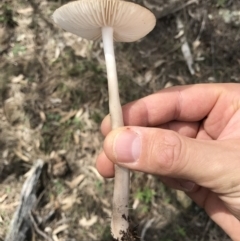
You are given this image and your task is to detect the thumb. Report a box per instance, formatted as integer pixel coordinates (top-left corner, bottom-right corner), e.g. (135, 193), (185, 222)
(103, 127), (240, 188)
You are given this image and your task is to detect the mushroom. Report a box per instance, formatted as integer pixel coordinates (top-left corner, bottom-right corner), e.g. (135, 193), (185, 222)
(52, 0), (156, 239)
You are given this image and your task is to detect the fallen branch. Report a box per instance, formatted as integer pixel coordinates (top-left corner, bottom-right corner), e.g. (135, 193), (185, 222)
(5, 159), (45, 241)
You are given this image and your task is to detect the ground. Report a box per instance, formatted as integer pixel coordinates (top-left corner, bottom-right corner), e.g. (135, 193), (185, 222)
(0, 0), (239, 240)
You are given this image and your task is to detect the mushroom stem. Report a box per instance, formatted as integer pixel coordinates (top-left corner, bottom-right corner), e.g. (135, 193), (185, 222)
(102, 26), (130, 239)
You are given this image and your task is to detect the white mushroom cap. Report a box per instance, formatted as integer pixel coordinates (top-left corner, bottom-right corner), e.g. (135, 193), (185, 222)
(52, 0), (156, 42)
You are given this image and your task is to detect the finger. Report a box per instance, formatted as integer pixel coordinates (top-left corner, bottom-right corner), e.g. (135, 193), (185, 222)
(160, 176), (199, 192)
(160, 179), (240, 238)
(98, 121), (200, 178)
(103, 126), (240, 190)
(196, 125), (214, 140)
(101, 84), (224, 135)
(187, 189), (240, 240)
(96, 151), (114, 178)
(102, 119), (200, 137)
(159, 121), (199, 138)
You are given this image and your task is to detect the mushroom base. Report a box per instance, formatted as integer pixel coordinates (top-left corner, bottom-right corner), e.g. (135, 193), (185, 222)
(112, 217), (139, 241)
(112, 232), (138, 241)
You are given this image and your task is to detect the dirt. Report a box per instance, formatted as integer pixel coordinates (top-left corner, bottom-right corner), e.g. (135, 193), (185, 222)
(0, 0), (239, 240)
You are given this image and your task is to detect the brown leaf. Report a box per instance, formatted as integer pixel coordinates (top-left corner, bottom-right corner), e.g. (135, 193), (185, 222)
(79, 215), (98, 228)
(65, 174), (85, 189)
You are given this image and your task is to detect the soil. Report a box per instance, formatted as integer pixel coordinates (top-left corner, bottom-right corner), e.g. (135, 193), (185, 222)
(0, 0), (239, 240)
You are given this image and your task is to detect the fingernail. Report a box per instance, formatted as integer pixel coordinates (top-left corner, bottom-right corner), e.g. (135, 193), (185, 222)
(179, 180), (195, 192)
(114, 130), (141, 163)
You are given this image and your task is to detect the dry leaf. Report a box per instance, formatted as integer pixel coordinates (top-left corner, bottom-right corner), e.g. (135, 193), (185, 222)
(73, 129), (81, 145)
(65, 174), (85, 189)
(79, 215), (98, 228)
(0, 202), (19, 210)
(60, 195), (76, 211)
(154, 60), (165, 68)
(60, 110), (77, 124)
(193, 39), (201, 50)
(14, 150), (29, 162)
(53, 224), (68, 235)
(0, 194), (7, 203)
(17, 7), (33, 15)
(12, 75), (24, 83)
(164, 81), (174, 89)
(52, 224), (68, 241)
(102, 207), (111, 218)
(75, 109), (83, 118)
(144, 70), (153, 84)
(87, 166), (104, 182)
(39, 111), (46, 122)
(132, 198), (140, 210)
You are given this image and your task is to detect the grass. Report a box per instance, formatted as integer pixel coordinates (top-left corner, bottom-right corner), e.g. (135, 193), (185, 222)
(0, 3), (18, 28)
(90, 110), (104, 124)
(53, 179), (65, 195)
(11, 44), (26, 57)
(135, 187), (156, 205)
(41, 114), (85, 152)
(176, 226), (186, 237)
(216, 0), (227, 7)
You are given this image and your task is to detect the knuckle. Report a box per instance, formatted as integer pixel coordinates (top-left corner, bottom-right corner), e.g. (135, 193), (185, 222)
(151, 131), (185, 175)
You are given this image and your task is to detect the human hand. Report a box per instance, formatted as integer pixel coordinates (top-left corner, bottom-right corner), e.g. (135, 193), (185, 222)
(96, 83), (240, 240)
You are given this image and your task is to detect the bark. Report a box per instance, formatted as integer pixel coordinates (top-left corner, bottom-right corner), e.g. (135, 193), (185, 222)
(5, 159), (45, 241)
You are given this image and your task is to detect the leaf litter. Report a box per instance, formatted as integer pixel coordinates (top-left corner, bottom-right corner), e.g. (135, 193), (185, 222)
(0, 0), (239, 240)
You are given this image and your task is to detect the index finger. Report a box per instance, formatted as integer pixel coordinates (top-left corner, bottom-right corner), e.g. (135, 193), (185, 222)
(101, 83), (224, 135)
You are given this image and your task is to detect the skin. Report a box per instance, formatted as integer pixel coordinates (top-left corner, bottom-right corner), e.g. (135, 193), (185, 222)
(96, 83), (240, 241)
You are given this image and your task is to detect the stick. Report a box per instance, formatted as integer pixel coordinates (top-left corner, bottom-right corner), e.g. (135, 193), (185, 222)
(143, 0), (199, 19)
(5, 159), (45, 241)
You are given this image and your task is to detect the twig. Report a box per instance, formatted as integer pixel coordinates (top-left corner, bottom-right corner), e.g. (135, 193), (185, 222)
(172, 0), (199, 15)
(200, 219), (212, 241)
(29, 211), (54, 241)
(41, 209), (57, 225)
(140, 218), (155, 241)
(195, 10), (207, 42)
(144, 0), (199, 19)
